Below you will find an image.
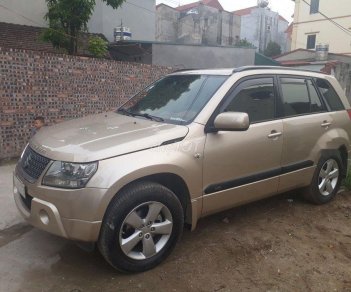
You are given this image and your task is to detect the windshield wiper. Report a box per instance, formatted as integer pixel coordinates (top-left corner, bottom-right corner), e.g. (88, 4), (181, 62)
(117, 108), (164, 122)
(133, 112), (164, 122)
(117, 108), (133, 116)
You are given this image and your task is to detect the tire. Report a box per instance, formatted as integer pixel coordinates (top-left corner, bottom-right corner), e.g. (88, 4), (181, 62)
(98, 181), (184, 272)
(303, 154), (342, 204)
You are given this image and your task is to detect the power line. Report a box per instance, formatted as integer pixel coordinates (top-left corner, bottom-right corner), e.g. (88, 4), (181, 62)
(125, 1), (156, 14)
(301, 0), (351, 37)
(0, 2), (79, 40)
(0, 2), (46, 28)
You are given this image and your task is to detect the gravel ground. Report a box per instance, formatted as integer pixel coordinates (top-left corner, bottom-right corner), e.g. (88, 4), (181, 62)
(1, 183), (351, 291)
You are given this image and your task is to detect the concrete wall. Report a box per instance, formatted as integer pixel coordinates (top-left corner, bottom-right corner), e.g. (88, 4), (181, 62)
(0, 47), (172, 159)
(156, 4), (178, 42)
(0, 0), (155, 42)
(221, 11), (241, 46)
(240, 7), (289, 53)
(152, 43), (255, 69)
(335, 63), (351, 100)
(0, 0), (47, 27)
(292, 0), (351, 54)
(178, 14), (202, 44)
(89, 0), (156, 42)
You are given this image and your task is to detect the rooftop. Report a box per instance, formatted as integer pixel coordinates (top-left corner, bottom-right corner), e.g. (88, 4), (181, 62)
(233, 6), (289, 22)
(176, 0), (224, 12)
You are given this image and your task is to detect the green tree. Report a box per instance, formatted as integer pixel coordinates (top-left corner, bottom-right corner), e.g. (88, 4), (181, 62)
(235, 38), (255, 48)
(42, 0), (125, 55)
(264, 41), (282, 57)
(88, 36), (108, 58)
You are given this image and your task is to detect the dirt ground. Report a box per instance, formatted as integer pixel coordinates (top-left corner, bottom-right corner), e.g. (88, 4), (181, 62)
(1, 188), (351, 291)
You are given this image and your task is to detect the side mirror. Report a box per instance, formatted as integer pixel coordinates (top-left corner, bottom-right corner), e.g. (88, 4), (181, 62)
(213, 112), (250, 132)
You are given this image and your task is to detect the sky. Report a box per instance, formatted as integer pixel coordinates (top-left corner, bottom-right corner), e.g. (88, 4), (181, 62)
(156, 0), (295, 23)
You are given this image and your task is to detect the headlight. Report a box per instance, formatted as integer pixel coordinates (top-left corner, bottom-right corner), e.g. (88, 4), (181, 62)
(42, 161), (98, 189)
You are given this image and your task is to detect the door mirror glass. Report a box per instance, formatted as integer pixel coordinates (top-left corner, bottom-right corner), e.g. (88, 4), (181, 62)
(213, 112), (250, 131)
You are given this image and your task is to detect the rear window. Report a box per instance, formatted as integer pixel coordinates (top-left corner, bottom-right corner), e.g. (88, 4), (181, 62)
(315, 78), (344, 111)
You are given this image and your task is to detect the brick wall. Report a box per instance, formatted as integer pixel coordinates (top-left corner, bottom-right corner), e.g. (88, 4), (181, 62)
(0, 47), (173, 160)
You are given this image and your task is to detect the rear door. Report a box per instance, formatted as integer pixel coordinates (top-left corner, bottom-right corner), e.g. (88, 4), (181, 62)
(277, 76), (333, 192)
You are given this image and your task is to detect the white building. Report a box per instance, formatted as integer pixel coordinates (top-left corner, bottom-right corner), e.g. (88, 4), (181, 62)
(234, 4), (289, 52)
(291, 0), (351, 55)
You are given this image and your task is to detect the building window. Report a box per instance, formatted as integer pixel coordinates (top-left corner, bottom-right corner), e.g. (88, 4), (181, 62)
(306, 34), (316, 49)
(310, 0), (319, 14)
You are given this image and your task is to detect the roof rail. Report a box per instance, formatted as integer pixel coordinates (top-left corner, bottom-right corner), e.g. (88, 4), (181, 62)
(172, 68), (197, 73)
(232, 66), (324, 74)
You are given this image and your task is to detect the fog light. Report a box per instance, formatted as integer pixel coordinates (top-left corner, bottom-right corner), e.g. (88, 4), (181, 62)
(39, 210), (50, 225)
(13, 186), (18, 195)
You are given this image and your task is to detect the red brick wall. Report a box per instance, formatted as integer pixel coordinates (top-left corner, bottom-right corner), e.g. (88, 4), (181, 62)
(0, 47), (173, 160)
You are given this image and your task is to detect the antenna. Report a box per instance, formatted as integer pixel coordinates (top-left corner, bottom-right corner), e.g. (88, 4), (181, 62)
(257, 0), (269, 8)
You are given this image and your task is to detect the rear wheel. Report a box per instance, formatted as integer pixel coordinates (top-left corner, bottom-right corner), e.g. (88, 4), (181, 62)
(304, 155), (342, 204)
(98, 182), (184, 272)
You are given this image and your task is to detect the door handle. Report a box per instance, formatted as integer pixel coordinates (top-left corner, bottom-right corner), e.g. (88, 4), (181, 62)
(268, 131), (282, 139)
(321, 121), (331, 128)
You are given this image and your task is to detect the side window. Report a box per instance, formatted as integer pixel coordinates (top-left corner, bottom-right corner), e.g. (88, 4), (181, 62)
(315, 78), (345, 111)
(280, 78), (325, 117)
(224, 78), (275, 123)
(307, 80), (324, 112)
(281, 78), (310, 116)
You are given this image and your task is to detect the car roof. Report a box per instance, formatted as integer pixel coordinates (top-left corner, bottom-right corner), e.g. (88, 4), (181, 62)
(170, 66), (329, 78)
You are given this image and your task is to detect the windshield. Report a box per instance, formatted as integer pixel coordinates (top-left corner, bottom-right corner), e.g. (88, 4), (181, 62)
(117, 74), (228, 125)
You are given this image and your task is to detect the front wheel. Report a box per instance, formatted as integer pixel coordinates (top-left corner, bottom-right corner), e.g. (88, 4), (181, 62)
(98, 182), (184, 272)
(303, 155), (342, 204)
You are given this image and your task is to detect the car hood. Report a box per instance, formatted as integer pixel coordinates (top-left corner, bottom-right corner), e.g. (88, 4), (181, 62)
(29, 112), (189, 162)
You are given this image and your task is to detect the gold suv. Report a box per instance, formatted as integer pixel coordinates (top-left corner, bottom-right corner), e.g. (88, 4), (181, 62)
(14, 67), (351, 272)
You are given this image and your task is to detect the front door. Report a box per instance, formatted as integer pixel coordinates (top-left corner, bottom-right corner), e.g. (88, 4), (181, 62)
(202, 76), (283, 216)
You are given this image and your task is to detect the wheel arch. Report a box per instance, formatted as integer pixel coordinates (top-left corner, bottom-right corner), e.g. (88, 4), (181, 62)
(319, 147), (347, 177)
(338, 144), (348, 178)
(313, 128), (349, 177)
(105, 173), (194, 227)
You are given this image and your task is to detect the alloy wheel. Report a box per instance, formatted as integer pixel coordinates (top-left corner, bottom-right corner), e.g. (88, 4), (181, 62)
(119, 201), (173, 260)
(318, 158), (339, 197)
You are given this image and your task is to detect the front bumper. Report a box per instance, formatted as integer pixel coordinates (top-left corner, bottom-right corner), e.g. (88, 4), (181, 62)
(13, 170), (106, 242)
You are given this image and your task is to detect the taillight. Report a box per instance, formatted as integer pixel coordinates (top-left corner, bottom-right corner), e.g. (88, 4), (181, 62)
(347, 109), (351, 120)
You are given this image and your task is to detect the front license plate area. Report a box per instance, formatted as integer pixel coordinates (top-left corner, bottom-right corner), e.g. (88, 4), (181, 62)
(14, 175), (26, 199)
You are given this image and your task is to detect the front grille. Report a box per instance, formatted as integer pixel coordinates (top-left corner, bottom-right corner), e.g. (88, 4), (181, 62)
(20, 193), (33, 211)
(20, 146), (50, 181)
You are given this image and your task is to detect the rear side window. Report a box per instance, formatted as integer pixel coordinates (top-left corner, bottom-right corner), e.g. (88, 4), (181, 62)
(315, 78), (344, 111)
(280, 78), (325, 117)
(224, 78), (275, 123)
